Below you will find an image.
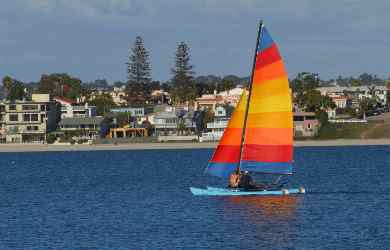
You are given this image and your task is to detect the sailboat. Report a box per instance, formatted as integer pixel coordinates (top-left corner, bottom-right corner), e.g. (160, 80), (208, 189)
(190, 21), (305, 196)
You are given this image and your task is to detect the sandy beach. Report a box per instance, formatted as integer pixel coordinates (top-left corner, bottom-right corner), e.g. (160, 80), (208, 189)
(1, 139), (390, 152)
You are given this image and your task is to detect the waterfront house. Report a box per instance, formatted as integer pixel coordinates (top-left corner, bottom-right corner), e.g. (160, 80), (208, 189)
(54, 96), (97, 119)
(217, 87), (244, 107)
(58, 117), (104, 141)
(151, 89), (171, 104)
(1, 94), (59, 143)
(154, 109), (196, 136)
(201, 105), (232, 141)
(110, 106), (154, 124)
(110, 86), (128, 106)
(317, 86), (388, 106)
(0, 104), (6, 143)
(330, 95), (353, 109)
(293, 112), (320, 137)
(195, 91), (224, 112)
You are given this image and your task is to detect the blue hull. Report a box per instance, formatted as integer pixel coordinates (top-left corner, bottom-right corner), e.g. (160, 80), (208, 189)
(190, 186), (305, 196)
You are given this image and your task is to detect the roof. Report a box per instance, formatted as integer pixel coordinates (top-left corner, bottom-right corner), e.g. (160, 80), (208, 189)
(317, 86), (387, 93)
(331, 96), (352, 100)
(294, 112), (316, 116)
(154, 111), (177, 119)
(196, 94), (223, 102)
(59, 117), (104, 126)
(54, 96), (77, 105)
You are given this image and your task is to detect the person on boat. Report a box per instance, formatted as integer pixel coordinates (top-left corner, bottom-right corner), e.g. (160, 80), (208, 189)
(238, 171), (269, 190)
(228, 168), (241, 188)
(238, 171), (256, 189)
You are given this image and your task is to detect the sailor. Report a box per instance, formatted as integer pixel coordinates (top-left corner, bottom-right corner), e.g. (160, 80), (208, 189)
(238, 171), (255, 189)
(228, 169), (241, 188)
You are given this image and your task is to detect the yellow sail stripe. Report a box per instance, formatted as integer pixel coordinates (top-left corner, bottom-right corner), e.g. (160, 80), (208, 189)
(248, 93), (292, 113)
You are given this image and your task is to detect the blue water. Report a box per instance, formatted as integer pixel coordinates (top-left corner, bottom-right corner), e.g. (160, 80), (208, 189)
(1, 146), (390, 249)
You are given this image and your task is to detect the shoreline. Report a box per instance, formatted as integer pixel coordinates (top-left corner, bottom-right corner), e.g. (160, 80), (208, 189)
(1, 139), (390, 152)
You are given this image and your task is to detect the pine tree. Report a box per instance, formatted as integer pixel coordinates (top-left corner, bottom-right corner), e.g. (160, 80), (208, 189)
(2, 76), (26, 101)
(171, 42), (196, 104)
(126, 36), (152, 105)
(2, 76), (13, 97)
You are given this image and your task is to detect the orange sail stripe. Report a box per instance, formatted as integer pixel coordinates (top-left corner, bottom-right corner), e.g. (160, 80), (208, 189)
(227, 111), (245, 128)
(253, 60), (287, 84)
(218, 128), (242, 146)
(245, 128), (292, 145)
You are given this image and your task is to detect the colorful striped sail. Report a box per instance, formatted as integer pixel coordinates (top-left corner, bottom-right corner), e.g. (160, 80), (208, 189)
(206, 24), (293, 178)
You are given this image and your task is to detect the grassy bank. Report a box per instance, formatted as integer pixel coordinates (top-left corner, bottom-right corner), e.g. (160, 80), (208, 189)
(315, 121), (386, 140)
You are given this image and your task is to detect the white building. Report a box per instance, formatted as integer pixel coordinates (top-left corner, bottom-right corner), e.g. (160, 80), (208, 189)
(110, 86), (128, 106)
(1, 94), (59, 143)
(54, 97), (97, 118)
(317, 86), (388, 106)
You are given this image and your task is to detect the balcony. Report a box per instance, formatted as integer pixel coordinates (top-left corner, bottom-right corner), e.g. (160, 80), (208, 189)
(206, 120), (228, 129)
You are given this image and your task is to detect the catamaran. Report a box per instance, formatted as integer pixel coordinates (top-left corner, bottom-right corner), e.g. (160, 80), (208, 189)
(190, 21), (305, 196)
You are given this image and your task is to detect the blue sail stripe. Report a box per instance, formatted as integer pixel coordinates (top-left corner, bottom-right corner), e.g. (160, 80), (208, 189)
(206, 162), (238, 178)
(207, 161), (292, 178)
(258, 26), (274, 52)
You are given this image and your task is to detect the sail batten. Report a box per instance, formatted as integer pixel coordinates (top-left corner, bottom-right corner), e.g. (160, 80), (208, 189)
(206, 23), (293, 178)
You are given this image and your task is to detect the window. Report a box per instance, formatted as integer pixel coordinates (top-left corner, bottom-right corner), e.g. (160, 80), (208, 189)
(27, 126), (39, 131)
(293, 116), (304, 122)
(31, 114), (38, 121)
(9, 105), (16, 111)
(22, 105), (38, 111)
(23, 114), (39, 122)
(9, 114), (18, 122)
(306, 116), (316, 120)
(23, 114), (30, 122)
(40, 105), (46, 111)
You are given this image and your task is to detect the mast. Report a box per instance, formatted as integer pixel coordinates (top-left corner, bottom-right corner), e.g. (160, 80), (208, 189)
(237, 20), (263, 172)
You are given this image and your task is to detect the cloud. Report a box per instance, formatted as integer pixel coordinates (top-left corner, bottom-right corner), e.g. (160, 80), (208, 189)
(2, 0), (390, 82)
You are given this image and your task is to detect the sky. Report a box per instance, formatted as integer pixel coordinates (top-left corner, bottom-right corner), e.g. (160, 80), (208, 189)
(1, 0), (390, 83)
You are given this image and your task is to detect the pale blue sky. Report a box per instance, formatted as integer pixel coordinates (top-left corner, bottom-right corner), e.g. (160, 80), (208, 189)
(1, 0), (389, 83)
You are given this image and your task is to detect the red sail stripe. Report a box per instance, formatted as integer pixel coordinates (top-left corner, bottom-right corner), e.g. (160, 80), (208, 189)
(210, 145), (241, 163)
(255, 43), (281, 69)
(242, 144), (293, 162)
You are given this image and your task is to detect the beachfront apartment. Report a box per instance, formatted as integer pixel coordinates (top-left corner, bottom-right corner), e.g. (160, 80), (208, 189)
(1, 94), (59, 143)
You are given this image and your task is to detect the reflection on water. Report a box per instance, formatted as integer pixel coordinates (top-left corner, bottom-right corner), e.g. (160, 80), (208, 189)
(225, 195), (300, 218)
(219, 195), (301, 249)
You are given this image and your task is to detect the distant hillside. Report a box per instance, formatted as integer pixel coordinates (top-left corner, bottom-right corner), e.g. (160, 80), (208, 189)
(194, 74), (249, 86)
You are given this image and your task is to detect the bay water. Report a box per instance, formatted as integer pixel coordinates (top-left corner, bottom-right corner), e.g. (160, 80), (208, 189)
(1, 146), (390, 249)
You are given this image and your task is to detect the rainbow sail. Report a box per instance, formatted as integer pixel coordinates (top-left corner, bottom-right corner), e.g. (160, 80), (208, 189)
(206, 23), (293, 178)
